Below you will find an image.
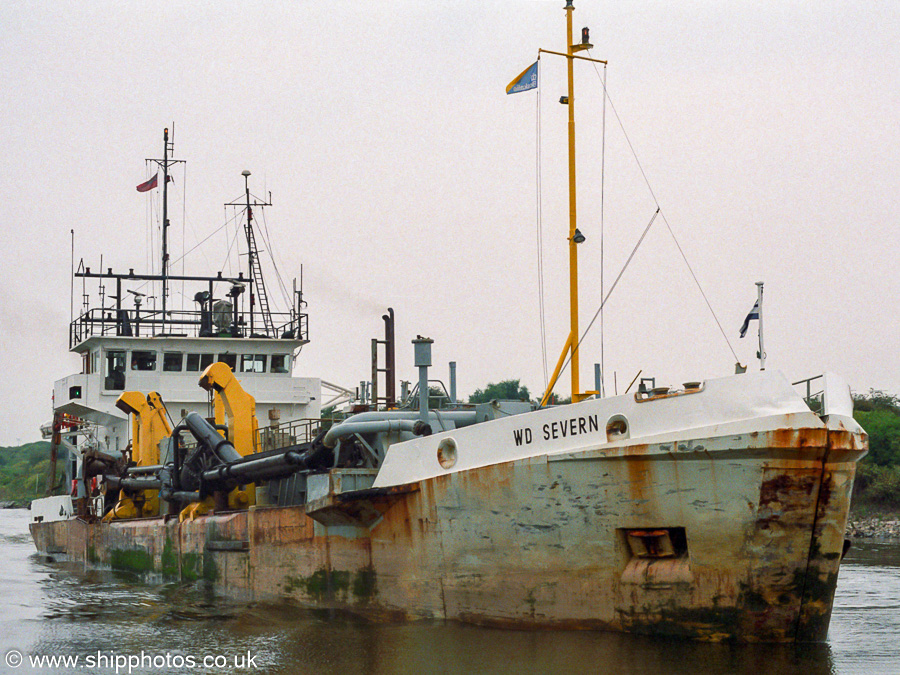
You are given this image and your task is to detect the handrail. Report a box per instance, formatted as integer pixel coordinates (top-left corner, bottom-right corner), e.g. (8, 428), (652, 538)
(70, 307), (308, 347)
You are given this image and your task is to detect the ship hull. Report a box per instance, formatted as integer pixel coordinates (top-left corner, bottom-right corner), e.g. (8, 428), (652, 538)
(30, 421), (863, 642)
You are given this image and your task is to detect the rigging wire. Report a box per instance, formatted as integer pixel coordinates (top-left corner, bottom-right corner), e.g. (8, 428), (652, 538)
(258, 205), (293, 311)
(224, 206), (241, 277)
(557, 208), (660, 382)
(178, 166), (216, 274)
(151, 167), (161, 311)
(128, 209), (245, 300)
(586, 50), (739, 364)
(145, 161), (151, 279)
(599, 62), (607, 396)
(100, 176), (269, 311)
(181, 166), (186, 313)
(535, 65), (549, 389)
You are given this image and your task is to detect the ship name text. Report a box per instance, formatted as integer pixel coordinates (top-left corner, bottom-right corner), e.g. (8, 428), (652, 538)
(512, 414), (600, 446)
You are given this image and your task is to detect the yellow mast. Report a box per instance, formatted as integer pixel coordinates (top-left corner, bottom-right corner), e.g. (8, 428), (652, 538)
(540, 1), (600, 407)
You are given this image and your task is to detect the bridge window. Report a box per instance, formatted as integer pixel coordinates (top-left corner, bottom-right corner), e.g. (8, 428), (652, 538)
(131, 351), (157, 371)
(104, 351), (126, 390)
(241, 354), (266, 373)
(163, 352), (183, 372)
(218, 353), (237, 371)
(186, 353), (214, 372)
(271, 354), (289, 374)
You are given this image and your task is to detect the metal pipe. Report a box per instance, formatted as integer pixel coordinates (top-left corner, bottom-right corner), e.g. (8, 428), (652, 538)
(756, 281), (765, 371)
(335, 410), (478, 425)
(116, 476), (162, 491)
(384, 308), (395, 407)
(418, 368), (428, 422)
(160, 488), (202, 503)
(323, 419), (418, 449)
(201, 450), (303, 483)
(126, 464), (164, 475)
(371, 338), (379, 409)
(449, 361), (457, 404)
(413, 338), (433, 423)
(183, 412), (242, 464)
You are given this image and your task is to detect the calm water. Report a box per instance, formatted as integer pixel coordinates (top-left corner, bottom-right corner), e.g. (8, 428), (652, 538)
(1, 508), (898, 675)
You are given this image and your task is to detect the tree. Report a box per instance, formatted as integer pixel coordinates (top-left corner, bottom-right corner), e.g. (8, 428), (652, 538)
(853, 389), (900, 415)
(468, 379), (530, 404)
(853, 389), (900, 467)
(427, 386), (450, 409)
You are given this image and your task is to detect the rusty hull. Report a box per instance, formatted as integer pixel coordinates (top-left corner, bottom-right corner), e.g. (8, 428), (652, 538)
(29, 423), (865, 642)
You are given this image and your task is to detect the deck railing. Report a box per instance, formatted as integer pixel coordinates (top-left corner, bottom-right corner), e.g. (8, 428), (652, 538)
(70, 307), (307, 348)
(793, 375), (825, 415)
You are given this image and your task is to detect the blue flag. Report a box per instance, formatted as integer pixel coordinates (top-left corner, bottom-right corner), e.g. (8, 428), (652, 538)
(739, 300), (759, 338)
(506, 61), (539, 94)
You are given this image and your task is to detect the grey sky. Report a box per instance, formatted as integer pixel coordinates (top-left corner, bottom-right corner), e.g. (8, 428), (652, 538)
(1, 0), (898, 445)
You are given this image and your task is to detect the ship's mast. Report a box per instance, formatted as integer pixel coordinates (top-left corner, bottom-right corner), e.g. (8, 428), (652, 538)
(244, 170), (254, 334)
(161, 128), (170, 328)
(148, 127), (183, 333)
(539, 1), (603, 406)
(564, 1), (581, 403)
(226, 171), (273, 336)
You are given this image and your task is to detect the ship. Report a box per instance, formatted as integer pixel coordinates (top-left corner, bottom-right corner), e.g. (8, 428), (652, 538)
(30, 2), (867, 642)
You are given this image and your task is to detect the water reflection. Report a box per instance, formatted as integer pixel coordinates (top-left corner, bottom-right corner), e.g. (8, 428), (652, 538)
(3, 509), (899, 675)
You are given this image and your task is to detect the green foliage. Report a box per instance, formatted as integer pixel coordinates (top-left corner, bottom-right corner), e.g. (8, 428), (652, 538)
(853, 389), (900, 414)
(468, 379), (531, 404)
(854, 390), (900, 468)
(852, 390), (900, 511)
(0, 441), (65, 504)
(853, 464), (900, 507)
(855, 409), (900, 467)
(427, 386), (451, 410)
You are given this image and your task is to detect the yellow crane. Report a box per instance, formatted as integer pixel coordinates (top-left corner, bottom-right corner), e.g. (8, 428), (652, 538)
(103, 391), (173, 520)
(199, 362), (259, 457)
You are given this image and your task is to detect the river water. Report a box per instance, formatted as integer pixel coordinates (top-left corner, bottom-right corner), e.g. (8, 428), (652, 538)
(1, 508), (898, 675)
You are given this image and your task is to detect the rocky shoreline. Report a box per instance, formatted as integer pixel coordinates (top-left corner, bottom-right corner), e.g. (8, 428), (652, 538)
(846, 515), (900, 541)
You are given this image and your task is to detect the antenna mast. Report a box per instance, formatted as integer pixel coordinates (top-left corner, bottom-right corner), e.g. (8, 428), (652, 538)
(147, 126), (184, 333)
(226, 171), (274, 336)
(537, 1), (604, 406)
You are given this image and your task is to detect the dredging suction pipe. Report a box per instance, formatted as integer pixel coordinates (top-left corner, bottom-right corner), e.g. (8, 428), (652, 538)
(105, 475), (161, 492)
(201, 450), (308, 484)
(323, 419), (419, 449)
(321, 410), (478, 448)
(183, 411), (243, 463)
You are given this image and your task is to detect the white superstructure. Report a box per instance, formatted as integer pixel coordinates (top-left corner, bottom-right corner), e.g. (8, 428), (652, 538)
(53, 335), (320, 456)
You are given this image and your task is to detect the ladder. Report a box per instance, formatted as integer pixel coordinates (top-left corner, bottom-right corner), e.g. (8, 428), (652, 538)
(246, 214), (275, 337)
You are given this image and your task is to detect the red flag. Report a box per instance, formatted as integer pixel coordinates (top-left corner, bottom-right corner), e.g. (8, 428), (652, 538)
(136, 173), (159, 192)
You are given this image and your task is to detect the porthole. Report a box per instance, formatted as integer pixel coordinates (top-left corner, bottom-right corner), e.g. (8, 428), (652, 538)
(606, 414), (629, 442)
(437, 438), (458, 469)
